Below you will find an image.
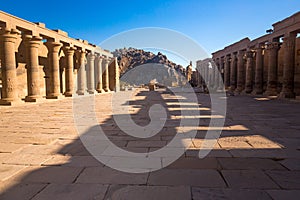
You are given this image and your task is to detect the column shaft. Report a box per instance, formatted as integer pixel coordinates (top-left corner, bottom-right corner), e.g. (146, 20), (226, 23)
(230, 53), (237, 91)
(95, 56), (104, 93)
(224, 56), (231, 88)
(45, 41), (62, 99)
(87, 53), (95, 94)
(76, 50), (86, 95)
(102, 58), (110, 92)
(63, 46), (76, 97)
(24, 35), (42, 102)
(279, 34), (296, 98)
(236, 50), (245, 93)
(0, 28), (20, 105)
(265, 42), (280, 96)
(109, 57), (120, 92)
(214, 60), (220, 90)
(252, 46), (264, 94)
(245, 51), (254, 93)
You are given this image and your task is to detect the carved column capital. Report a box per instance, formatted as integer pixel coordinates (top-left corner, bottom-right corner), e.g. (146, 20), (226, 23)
(246, 51), (254, 59)
(103, 57), (111, 65)
(266, 42), (280, 50)
(87, 52), (95, 61)
(0, 28), (20, 42)
(282, 35), (296, 49)
(95, 54), (103, 62)
(63, 46), (76, 56)
(231, 53), (237, 59)
(45, 41), (62, 53)
(225, 55), (230, 62)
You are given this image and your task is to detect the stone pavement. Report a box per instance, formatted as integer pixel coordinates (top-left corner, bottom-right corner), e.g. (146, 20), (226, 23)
(0, 88), (299, 200)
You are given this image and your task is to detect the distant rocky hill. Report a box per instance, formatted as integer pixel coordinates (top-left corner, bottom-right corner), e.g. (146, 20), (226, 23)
(112, 47), (185, 77)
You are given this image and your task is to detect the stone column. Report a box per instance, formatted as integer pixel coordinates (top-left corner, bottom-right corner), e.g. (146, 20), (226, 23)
(214, 59), (220, 90)
(224, 55), (230, 88)
(109, 57), (120, 92)
(203, 62), (208, 90)
(279, 33), (296, 98)
(45, 41), (62, 99)
(244, 51), (254, 93)
(63, 46), (76, 97)
(196, 68), (201, 87)
(24, 35), (42, 102)
(217, 58), (224, 90)
(236, 50), (245, 93)
(230, 53), (237, 92)
(0, 28), (21, 105)
(86, 53), (95, 94)
(264, 41), (280, 96)
(219, 57), (224, 83)
(75, 50), (86, 95)
(95, 55), (105, 93)
(252, 46), (264, 95)
(102, 58), (111, 92)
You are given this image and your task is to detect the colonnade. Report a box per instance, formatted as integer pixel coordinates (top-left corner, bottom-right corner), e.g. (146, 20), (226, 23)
(209, 32), (298, 98)
(0, 27), (117, 105)
(196, 11), (300, 98)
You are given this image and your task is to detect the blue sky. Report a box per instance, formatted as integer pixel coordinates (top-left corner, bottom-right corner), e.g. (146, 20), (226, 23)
(1, 0), (299, 65)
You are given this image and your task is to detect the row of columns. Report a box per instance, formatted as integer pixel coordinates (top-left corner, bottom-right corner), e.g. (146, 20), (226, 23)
(212, 32), (297, 98)
(0, 28), (114, 105)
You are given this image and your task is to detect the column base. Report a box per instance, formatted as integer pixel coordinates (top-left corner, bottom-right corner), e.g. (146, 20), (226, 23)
(235, 87), (244, 94)
(76, 90), (85, 95)
(88, 90), (95, 94)
(263, 89), (277, 97)
(0, 98), (23, 106)
(64, 92), (73, 97)
(229, 86), (236, 92)
(96, 89), (106, 93)
(216, 87), (225, 92)
(278, 91), (295, 99)
(24, 96), (42, 102)
(251, 89), (263, 95)
(46, 94), (63, 99)
(104, 88), (111, 92)
(243, 88), (253, 94)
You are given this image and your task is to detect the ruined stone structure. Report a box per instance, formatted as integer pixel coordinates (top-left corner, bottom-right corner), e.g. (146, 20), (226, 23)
(0, 11), (119, 105)
(185, 61), (193, 82)
(196, 12), (300, 98)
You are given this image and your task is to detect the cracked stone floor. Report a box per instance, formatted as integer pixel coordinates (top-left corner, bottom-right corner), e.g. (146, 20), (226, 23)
(0, 88), (299, 200)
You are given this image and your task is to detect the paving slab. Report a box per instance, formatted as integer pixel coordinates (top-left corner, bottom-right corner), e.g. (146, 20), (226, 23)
(3, 153), (52, 166)
(279, 158), (300, 170)
(31, 183), (108, 200)
(42, 155), (103, 167)
(266, 170), (300, 189)
(0, 182), (47, 200)
(164, 157), (221, 169)
(0, 143), (28, 153)
(148, 169), (226, 187)
(107, 185), (191, 200)
(267, 190), (300, 200)
(0, 164), (27, 181)
(192, 187), (272, 200)
(76, 166), (148, 184)
(221, 170), (279, 189)
(14, 166), (83, 184)
(218, 158), (285, 170)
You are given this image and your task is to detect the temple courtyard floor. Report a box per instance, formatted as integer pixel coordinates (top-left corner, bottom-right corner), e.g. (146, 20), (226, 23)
(0, 88), (299, 200)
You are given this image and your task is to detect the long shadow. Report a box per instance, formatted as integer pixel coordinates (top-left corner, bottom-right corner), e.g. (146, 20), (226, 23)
(0, 88), (299, 199)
